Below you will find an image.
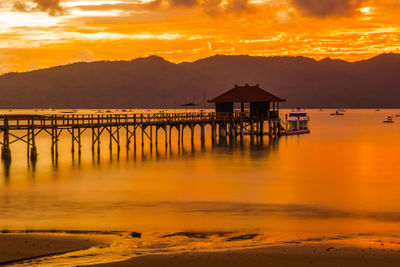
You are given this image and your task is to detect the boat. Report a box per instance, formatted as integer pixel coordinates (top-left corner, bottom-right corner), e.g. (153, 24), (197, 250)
(383, 116), (394, 123)
(286, 108), (310, 134)
(285, 129), (310, 135)
(330, 110), (344, 116)
(61, 109), (78, 114)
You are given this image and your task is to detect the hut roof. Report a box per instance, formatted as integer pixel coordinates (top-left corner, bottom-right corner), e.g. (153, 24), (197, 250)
(209, 84), (285, 103)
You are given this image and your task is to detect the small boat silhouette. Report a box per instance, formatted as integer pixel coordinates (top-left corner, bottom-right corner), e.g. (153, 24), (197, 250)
(330, 110), (344, 116)
(383, 116), (394, 123)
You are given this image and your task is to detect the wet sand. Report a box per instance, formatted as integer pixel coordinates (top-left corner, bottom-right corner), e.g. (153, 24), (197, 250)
(3, 232), (400, 266)
(0, 233), (105, 265)
(91, 243), (400, 267)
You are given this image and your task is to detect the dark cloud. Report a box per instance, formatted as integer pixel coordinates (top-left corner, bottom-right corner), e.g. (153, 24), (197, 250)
(292, 0), (366, 17)
(14, 0), (248, 16)
(13, 0), (65, 16)
(227, 0), (249, 13)
(202, 0), (223, 15)
(169, 0), (249, 13)
(33, 0), (64, 16)
(169, 0), (198, 7)
(13, 1), (29, 12)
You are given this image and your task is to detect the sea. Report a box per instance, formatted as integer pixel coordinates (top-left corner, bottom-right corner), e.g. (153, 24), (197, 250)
(1, 109), (400, 266)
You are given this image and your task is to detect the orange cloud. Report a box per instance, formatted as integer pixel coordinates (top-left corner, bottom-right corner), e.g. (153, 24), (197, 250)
(13, 0), (65, 16)
(292, 0), (367, 17)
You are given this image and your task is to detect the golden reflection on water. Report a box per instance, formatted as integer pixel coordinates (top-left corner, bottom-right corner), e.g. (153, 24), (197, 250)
(1, 109), (400, 238)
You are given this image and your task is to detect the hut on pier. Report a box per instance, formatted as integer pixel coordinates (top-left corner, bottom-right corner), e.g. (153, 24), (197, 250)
(209, 84), (285, 121)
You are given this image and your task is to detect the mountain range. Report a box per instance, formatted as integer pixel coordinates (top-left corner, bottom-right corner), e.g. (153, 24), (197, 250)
(0, 53), (399, 108)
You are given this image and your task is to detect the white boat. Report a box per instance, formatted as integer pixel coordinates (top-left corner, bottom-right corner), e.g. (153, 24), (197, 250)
(383, 116), (394, 123)
(286, 108), (310, 133)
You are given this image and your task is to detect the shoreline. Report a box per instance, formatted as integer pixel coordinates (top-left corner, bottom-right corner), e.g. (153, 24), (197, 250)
(2, 231), (400, 266)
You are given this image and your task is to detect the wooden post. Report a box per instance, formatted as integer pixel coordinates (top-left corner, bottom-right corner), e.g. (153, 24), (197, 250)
(51, 116), (55, 154)
(116, 125), (120, 152)
(71, 115), (75, 153)
(26, 123), (30, 159)
(54, 117), (59, 157)
(229, 123), (234, 143)
(211, 120), (216, 145)
(155, 126), (158, 146)
(133, 125), (136, 151)
(31, 124), (37, 161)
(169, 125), (172, 145)
(164, 125), (168, 147)
(240, 113), (243, 141)
(97, 126), (101, 154)
(181, 124), (184, 145)
(109, 125), (113, 151)
(78, 127), (81, 155)
(133, 114), (137, 151)
(190, 123), (194, 145)
(219, 123), (227, 143)
(177, 124), (181, 147)
(250, 120), (254, 143)
(141, 125), (145, 147)
(91, 127), (95, 152)
(269, 121), (272, 137)
(1, 117), (11, 160)
(256, 121), (259, 138)
(201, 122), (205, 146)
(150, 125), (153, 150)
(71, 127), (75, 153)
(126, 125), (129, 149)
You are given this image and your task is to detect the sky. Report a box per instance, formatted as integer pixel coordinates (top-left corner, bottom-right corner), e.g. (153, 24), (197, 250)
(0, 0), (400, 73)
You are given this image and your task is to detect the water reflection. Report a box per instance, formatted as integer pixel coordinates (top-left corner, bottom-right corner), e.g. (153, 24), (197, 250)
(0, 135), (279, 181)
(2, 158), (10, 184)
(29, 155), (37, 177)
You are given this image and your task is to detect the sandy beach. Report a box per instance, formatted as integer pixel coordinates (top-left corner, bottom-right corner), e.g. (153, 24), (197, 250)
(2, 232), (400, 266)
(91, 243), (400, 267)
(0, 233), (107, 265)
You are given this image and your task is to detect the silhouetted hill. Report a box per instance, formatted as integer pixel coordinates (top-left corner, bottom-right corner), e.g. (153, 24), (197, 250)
(1, 53), (400, 108)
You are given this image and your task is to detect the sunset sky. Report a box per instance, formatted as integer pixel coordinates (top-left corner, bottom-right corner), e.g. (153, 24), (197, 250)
(0, 0), (400, 73)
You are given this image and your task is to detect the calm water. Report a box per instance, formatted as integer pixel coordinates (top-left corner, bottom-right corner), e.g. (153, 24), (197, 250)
(2, 109), (400, 264)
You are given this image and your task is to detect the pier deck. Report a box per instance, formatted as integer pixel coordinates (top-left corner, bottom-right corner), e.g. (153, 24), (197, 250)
(0, 111), (283, 161)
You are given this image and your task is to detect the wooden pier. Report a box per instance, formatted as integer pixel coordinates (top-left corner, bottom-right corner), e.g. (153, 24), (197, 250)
(0, 111), (283, 161)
